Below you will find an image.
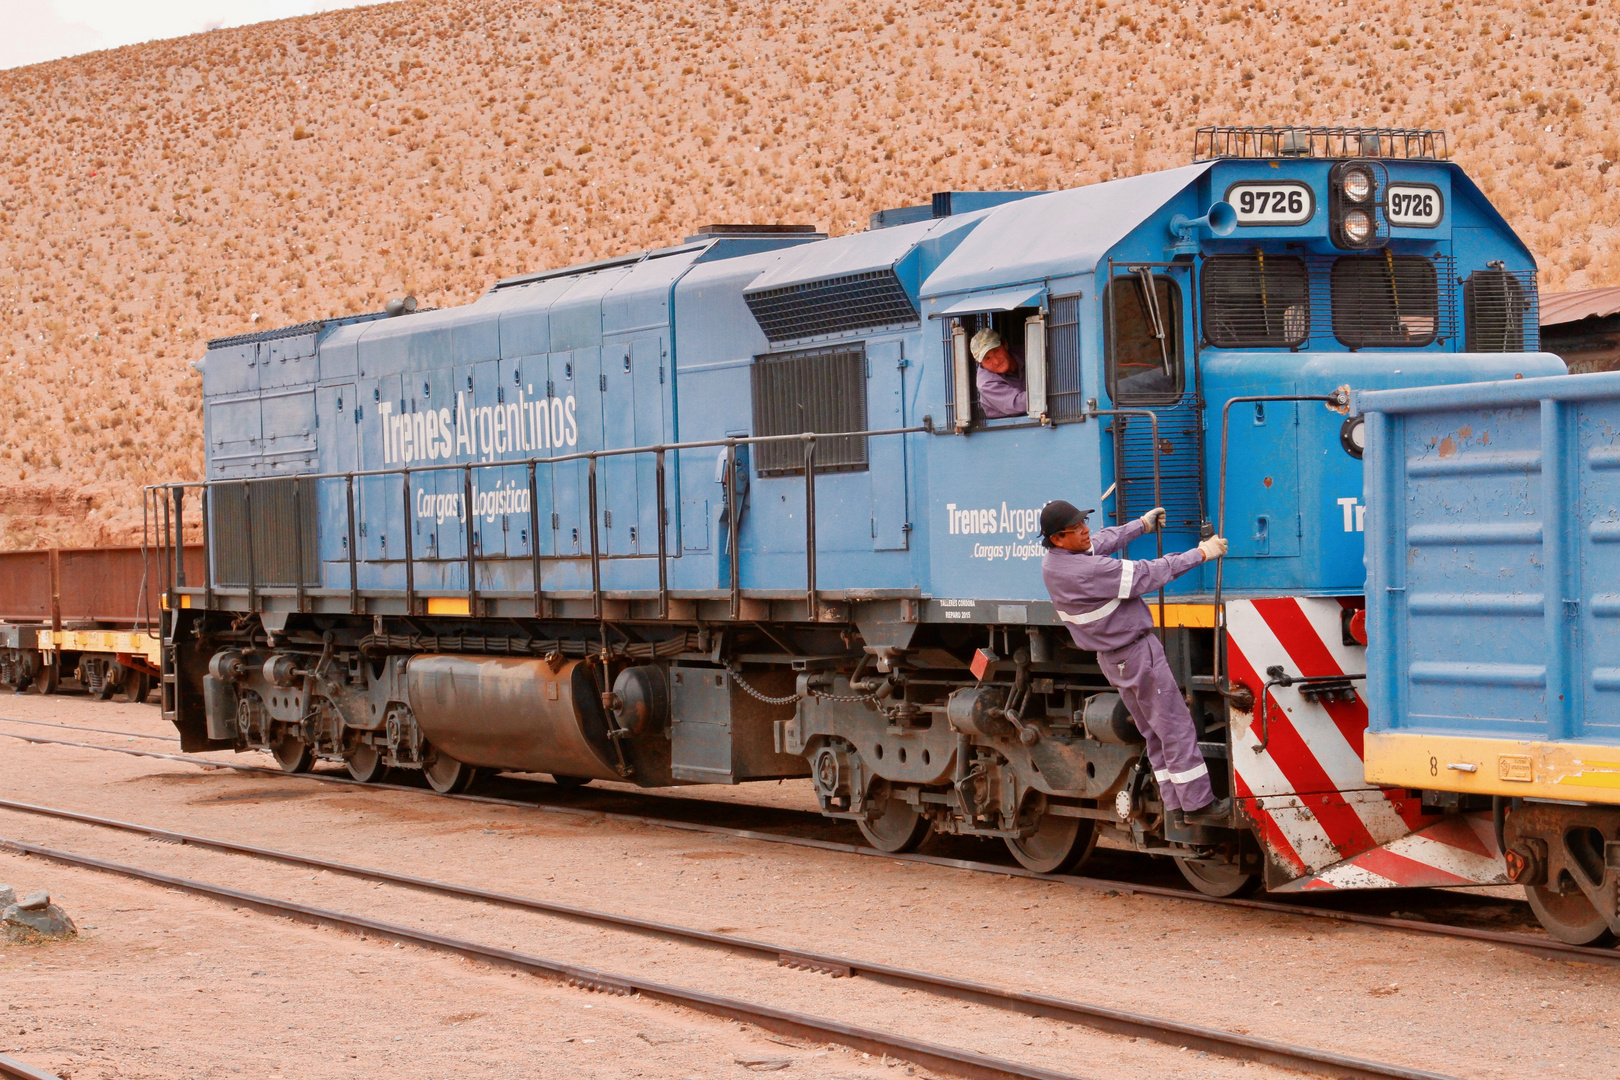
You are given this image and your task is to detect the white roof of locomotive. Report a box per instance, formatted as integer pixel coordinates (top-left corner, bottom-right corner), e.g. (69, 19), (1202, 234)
(919, 162), (1212, 299)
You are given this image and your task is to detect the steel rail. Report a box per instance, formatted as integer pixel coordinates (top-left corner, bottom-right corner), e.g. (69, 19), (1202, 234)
(0, 1054), (63, 1080)
(0, 835), (1091, 1080)
(0, 717), (180, 743)
(5, 728), (1615, 969)
(0, 797), (1451, 1080)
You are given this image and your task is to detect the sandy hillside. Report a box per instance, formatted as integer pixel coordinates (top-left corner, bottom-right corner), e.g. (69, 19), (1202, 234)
(1, 0), (1618, 547)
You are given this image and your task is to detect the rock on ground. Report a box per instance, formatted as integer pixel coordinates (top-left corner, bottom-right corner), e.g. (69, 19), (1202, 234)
(2, 890), (77, 941)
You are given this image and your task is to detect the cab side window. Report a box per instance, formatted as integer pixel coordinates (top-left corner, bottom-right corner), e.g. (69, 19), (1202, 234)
(944, 307), (1042, 429)
(1104, 275), (1184, 405)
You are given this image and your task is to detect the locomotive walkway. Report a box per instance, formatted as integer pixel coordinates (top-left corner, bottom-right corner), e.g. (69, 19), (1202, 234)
(2, 716), (1612, 970)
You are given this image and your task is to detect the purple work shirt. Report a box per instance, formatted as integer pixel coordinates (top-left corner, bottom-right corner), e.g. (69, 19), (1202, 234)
(1041, 519), (1206, 653)
(977, 365), (1027, 418)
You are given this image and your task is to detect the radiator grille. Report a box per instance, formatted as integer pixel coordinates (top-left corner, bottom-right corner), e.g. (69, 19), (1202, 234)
(745, 270), (918, 344)
(210, 478), (319, 586)
(1463, 268), (1539, 352)
(1330, 254), (1445, 349)
(1196, 253), (1462, 351)
(751, 345), (869, 475)
(1201, 255), (1311, 348)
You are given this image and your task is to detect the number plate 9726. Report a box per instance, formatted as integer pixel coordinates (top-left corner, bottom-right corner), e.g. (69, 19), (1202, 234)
(1225, 182), (1314, 226)
(1385, 184), (1443, 228)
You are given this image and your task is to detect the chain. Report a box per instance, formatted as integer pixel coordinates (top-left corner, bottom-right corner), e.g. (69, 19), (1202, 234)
(722, 662), (878, 706)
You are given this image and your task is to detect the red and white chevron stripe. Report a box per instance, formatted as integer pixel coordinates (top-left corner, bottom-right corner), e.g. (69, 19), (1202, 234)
(1224, 596), (1508, 892)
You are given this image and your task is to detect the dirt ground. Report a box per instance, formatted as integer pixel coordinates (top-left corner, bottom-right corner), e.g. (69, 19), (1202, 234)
(0, 693), (1616, 1080)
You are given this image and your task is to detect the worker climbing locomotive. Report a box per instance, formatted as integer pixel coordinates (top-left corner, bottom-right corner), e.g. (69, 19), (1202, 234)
(156, 125), (1604, 929)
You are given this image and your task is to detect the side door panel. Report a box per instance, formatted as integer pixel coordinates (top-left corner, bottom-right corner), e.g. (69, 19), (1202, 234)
(315, 382), (357, 576)
(867, 340), (909, 550)
(360, 374), (401, 566)
(632, 336), (671, 554)
(517, 356), (557, 559)
(549, 351), (584, 556)
(568, 347), (604, 557)
(499, 355), (530, 561)
(603, 341), (639, 555)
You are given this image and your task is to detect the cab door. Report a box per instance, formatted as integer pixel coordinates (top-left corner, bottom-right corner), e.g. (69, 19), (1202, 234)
(1103, 265), (1206, 554)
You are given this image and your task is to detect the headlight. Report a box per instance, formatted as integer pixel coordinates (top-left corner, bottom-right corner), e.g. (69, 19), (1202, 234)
(1340, 166), (1373, 203)
(1341, 415), (1366, 459)
(1342, 209), (1374, 244)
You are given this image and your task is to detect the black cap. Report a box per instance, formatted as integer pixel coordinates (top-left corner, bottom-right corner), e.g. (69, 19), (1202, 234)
(1040, 500), (1092, 547)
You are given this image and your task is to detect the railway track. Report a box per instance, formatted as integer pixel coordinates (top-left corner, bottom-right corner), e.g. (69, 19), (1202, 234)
(0, 1053), (62, 1080)
(4, 719), (1614, 970)
(0, 801), (1457, 1080)
(0, 716), (179, 743)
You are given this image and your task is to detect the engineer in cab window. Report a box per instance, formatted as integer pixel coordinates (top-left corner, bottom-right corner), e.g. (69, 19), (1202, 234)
(971, 328), (1026, 418)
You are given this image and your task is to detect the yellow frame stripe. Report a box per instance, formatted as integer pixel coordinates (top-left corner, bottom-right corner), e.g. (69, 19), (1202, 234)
(1364, 730), (1620, 804)
(1149, 604), (1216, 628)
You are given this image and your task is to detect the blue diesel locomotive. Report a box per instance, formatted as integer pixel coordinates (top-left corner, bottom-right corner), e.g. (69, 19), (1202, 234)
(155, 126), (1560, 900)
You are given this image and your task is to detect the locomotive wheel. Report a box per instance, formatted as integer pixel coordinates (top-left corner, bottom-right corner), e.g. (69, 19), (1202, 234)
(1176, 855), (1259, 898)
(1005, 811), (1098, 874)
(551, 775), (593, 790)
(346, 743), (390, 784)
(857, 784), (929, 854)
(271, 734), (315, 774)
(94, 670), (117, 701)
(122, 669), (152, 704)
(423, 747), (477, 794)
(1527, 879), (1617, 946)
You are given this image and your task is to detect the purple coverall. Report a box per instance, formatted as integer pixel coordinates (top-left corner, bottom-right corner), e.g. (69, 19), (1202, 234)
(976, 365), (1027, 418)
(1041, 519), (1214, 812)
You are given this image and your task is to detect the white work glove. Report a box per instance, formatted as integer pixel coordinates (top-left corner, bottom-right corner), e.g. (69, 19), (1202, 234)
(1197, 535), (1228, 561)
(1139, 507), (1167, 533)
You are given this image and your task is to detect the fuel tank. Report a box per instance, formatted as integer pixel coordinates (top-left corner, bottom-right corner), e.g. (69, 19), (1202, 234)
(405, 656), (664, 783)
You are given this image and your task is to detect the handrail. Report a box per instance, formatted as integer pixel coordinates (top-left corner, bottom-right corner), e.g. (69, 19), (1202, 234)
(141, 425), (928, 491)
(145, 424), (929, 626)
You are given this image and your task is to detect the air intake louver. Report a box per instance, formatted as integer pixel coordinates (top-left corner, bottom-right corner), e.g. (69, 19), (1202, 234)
(745, 269), (919, 344)
(1329, 254), (1445, 349)
(1463, 268), (1539, 352)
(210, 477), (319, 586)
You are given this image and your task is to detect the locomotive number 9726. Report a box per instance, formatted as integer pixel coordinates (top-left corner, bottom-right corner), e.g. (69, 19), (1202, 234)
(1226, 181), (1314, 226)
(1385, 184), (1444, 227)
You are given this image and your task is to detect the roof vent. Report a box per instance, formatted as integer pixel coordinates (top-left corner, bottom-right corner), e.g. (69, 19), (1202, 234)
(868, 191), (1046, 230)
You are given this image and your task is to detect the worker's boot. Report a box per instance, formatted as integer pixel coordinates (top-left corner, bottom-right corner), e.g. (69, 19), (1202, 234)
(1181, 796), (1232, 824)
